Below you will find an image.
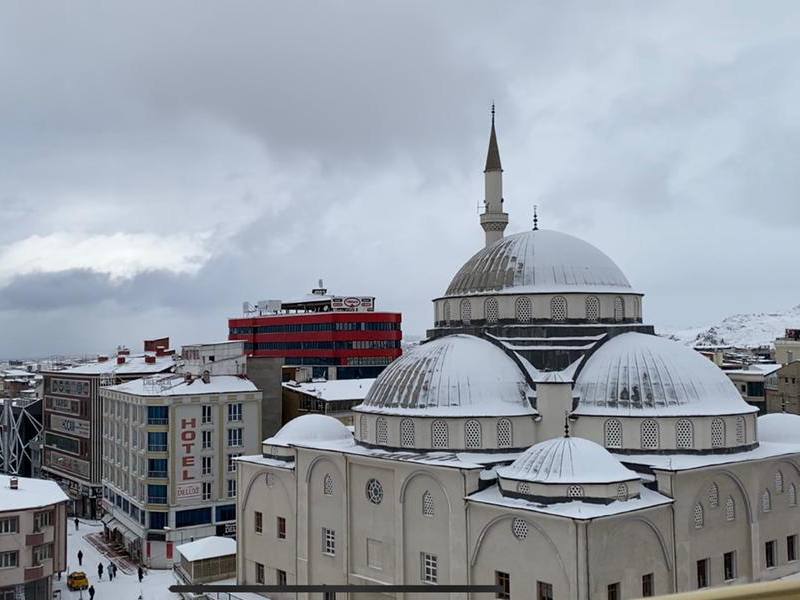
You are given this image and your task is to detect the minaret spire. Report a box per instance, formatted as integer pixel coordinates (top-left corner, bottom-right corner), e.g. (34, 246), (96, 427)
(480, 104), (508, 247)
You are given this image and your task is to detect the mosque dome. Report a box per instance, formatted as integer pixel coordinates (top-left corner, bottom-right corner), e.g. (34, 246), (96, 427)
(758, 413), (800, 445)
(574, 333), (756, 416)
(445, 229), (633, 297)
(355, 334), (535, 417)
(265, 414), (353, 448)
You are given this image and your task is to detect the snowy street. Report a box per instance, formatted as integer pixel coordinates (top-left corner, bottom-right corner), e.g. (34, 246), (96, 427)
(58, 521), (180, 600)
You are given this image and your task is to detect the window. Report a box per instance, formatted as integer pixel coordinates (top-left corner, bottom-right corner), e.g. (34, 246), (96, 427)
(495, 571), (510, 600)
(227, 428), (243, 448)
(149, 511), (167, 529)
(359, 416), (368, 440)
(641, 419), (659, 449)
(147, 484), (167, 504)
(148, 458), (168, 478)
(422, 491), (434, 517)
(464, 420), (482, 448)
(0, 517), (18, 534)
(642, 573), (654, 597)
(515, 297), (532, 323)
(711, 418), (725, 447)
(376, 417), (388, 445)
(254, 511), (263, 534)
(255, 562), (264, 584)
(537, 581), (554, 600)
(485, 297), (499, 323)
(202, 430), (212, 450)
(442, 301), (451, 323)
(511, 518), (528, 540)
(766, 540), (776, 568)
(202, 482), (212, 501)
(586, 296), (600, 322)
(400, 419), (415, 447)
(696, 558), (709, 588)
(460, 299), (472, 324)
(323, 593), (336, 600)
(675, 419), (694, 449)
(726, 497), (736, 521)
(147, 431), (168, 452)
(34, 511), (53, 532)
(431, 420), (448, 448)
(791, 483), (798, 507)
(708, 482), (719, 508)
(32, 543), (52, 565)
(322, 527), (336, 555)
(227, 479), (237, 498)
(421, 552), (438, 583)
(607, 582), (620, 600)
(323, 473), (335, 496)
(277, 517), (286, 539)
(146, 406), (169, 425)
(228, 453), (241, 473)
(202, 456), (212, 476)
(227, 403), (242, 422)
(762, 489), (772, 513)
(175, 507), (212, 528)
(775, 471), (785, 493)
(366, 479), (384, 505)
(724, 551), (736, 581)
(0, 551), (18, 569)
(215, 504), (236, 522)
(605, 418), (622, 448)
(693, 503), (704, 528)
(613, 296), (624, 321)
(789, 535), (798, 562)
(567, 485), (585, 498)
(201, 405), (212, 424)
(277, 569), (287, 586)
(736, 416), (746, 444)
(497, 419), (513, 448)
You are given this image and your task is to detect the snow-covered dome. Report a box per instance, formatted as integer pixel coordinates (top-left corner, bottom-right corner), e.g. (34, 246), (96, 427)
(498, 436), (636, 485)
(574, 333), (757, 416)
(445, 229), (633, 297)
(265, 414), (353, 448)
(758, 413), (800, 445)
(355, 334), (535, 416)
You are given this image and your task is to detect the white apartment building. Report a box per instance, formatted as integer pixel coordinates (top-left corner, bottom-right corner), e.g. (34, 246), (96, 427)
(99, 372), (261, 568)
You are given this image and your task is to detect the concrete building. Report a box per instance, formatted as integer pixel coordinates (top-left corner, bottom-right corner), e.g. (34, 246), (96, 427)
(724, 363), (782, 415)
(765, 361), (800, 414)
(40, 340), (175, 518)
(775, 330), (800, 365)
(282, 378), (375, 426)
(99, 371), (262, 568)
(0, 475), (69, 600)
(235, 113), (800, 600)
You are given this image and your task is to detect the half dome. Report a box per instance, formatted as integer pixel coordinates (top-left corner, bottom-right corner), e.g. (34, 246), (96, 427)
(355, 334), (535, 416)
(265, 414), (353, 448)
(445, 229), (633, 297)
(758, 413), (800, 445)
(575, 333), (757, 416)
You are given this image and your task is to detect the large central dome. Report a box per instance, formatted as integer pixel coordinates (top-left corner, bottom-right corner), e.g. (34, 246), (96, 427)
(445, 229), (633, 296)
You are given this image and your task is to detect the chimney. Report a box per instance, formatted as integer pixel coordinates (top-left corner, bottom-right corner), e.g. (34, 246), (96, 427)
(145, 355), (156, 364)
(9, 476), (18, 490)
(117, 356), (126, 365)
(156, 346), (166, 357)
(118, 347), (130, 356)
(97, 355), (109, 363)
(201, 371), (211, 384)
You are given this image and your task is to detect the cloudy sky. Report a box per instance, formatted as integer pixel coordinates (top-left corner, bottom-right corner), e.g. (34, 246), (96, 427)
(2, 2), (799, 357)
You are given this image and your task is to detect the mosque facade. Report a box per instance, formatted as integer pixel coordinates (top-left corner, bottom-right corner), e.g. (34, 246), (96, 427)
(235, 114), (800, 599)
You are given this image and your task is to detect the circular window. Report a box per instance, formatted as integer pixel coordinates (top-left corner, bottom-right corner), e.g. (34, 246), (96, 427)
(511, 518), (529, 540)
(366, 479), (384, 505)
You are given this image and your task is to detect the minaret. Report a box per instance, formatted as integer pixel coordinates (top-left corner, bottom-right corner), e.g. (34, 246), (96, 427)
(480, 105), (509, 247)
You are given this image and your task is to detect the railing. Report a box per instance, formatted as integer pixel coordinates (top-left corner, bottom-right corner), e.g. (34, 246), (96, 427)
(148, 444), (168, 452)
(147, 496), (167, 504)
(147, 417), (169, 425)
(148, 471), (168, 479)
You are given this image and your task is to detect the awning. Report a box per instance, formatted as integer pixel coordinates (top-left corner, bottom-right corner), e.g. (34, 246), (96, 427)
(105, 516), (139, 546)
(101, 514), (114, 526)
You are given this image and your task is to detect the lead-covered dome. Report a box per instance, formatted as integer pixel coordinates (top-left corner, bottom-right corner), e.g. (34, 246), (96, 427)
(356, 334), (535, 416)
(758, 413), (800, 445)
(265, 414), (353, 448)
(575, 332), (756, 416)
(445, 229), (633, 296)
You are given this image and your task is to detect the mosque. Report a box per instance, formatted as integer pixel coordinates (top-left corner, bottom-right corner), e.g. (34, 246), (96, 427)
(235, 112), (800, 599)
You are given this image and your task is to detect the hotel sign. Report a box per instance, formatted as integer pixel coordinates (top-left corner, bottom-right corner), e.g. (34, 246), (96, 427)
(175, 406), (201, 503)
(50, 415), (90, 439)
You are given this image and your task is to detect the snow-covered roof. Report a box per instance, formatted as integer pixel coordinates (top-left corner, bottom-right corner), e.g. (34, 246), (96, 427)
(176, 536), (236, 562)
(265, 414), (354, 448)
(444, 229), (634, 297)
(107, 374), (258, 396)
(618, 440), (800, 472)
(354, 334), (535, 417)
(758, 413), (800, 445)
(49, 354), (174, 376)
(498, 436), (637, 484)
(724, 363), (782, 376)
(574, 332), (757, 416)
(0, 475), (69, 511)
(282, 378), (376, 402)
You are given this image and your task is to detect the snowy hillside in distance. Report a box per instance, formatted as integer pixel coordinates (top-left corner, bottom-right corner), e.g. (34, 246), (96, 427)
(658, 305), (800, 348)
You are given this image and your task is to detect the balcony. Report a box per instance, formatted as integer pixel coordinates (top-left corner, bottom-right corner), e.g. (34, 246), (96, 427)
(147, 496), (167, 505)
(24, 565), (43, 581)
(148, 471), (168, 479)
(25, 532), (44, 546)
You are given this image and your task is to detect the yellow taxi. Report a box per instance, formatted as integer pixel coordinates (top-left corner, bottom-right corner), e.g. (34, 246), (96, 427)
(67, 571), (89, 591)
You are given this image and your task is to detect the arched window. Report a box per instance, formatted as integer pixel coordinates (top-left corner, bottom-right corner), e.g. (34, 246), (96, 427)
(585, 296), (600, 322)
(617, 483), (629, 501)
(515, 297), (532, 323)
(566, 485), (584, 498)
(790, 483), (798, 507)
(460, 299), (472, 324)
(400, 418), (415, 447)
(359, 415), (368, 440)
(442, 302), (451, 323)
(464, 420), (482, 448)
(641, 419), (660, 449)
(694, 503), (704, 528)
(634, 297), (641, 320)
(431, 420), (448, 448)
(422, 491), (434, 517)
(762, 489), (772, 513)
(497, 419), (513, 448)
(736, 416), (746, 444)
(517, 481), (530, 495)
(376, 417), (388, 445)
(484, 297), (499, 323)
(551, 296), (567, 322)
(711, 418), (725, 448)
(614, 296), (625, 322)
(725, 497), (736, 521)
(708, 483), (719, 508)
(675, 419), (694, 449)
(605, 419), (623, 448)
(323, 473), (334, 496)
(775, 471), (784, 494)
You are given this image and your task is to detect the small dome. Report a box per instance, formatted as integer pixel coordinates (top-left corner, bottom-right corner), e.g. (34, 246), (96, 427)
(355, 334), (535, 416)
(265, 414), (353, 448)
(758, 413), (800, 445)
(445, 229), (633, 296)
(498, 436), (636, 485)
(575, 333), (756, 416)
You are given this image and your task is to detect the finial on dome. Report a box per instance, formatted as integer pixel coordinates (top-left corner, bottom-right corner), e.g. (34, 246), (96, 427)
(533, 204), (539, 231)
(564, 411), (570, 437)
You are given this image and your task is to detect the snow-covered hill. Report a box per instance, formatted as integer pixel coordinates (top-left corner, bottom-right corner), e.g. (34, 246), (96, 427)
(658, 305), (800, 348)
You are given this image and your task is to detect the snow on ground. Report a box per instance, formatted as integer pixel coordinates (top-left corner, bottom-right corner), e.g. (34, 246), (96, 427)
(59, 521), (179, 600)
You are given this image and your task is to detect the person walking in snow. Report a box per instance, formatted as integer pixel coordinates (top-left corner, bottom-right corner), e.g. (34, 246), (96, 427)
(138, 565), (144, 582)
(88, 585), (95, 600)
(77, 550), (83, 566)
(74, 517), (79, 531)
(111, 562), (117, 579)
(97, 562), (103, 581)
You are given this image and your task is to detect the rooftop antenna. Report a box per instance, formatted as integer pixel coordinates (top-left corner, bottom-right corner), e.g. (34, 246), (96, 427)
(533, 205), (539, 231)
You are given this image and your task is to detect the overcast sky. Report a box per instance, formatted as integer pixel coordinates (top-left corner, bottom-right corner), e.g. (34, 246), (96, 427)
(2, 2), (800, 358)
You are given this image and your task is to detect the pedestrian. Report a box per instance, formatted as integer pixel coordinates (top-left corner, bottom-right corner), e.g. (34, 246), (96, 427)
(110, 562), (117, 578)
(88, 585), (95, 600)
(97, 562), (103, 581)
(137, 565), (144, 583)
(74, 517), (79, 531)
(77, 550), (83, 566)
